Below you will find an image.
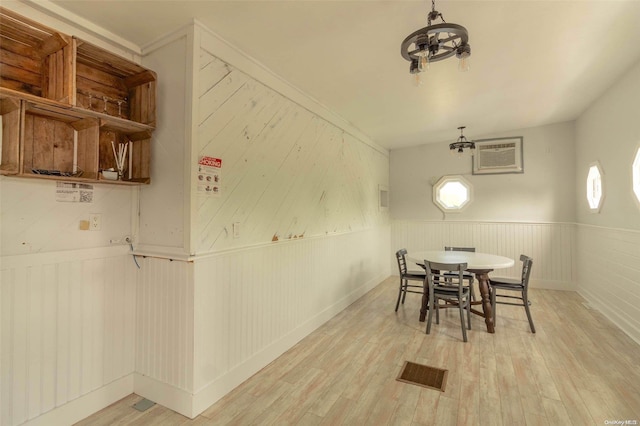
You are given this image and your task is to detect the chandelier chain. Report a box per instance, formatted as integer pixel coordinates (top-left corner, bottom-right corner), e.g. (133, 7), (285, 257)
(428, 0), (445, 26)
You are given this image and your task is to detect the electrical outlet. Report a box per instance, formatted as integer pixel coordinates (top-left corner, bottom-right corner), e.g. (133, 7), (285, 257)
(89, 214), (101, 231)
(233, 222), (240, 238)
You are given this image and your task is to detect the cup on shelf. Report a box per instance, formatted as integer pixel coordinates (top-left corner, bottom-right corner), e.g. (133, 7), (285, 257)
(101, 169), (118, 180)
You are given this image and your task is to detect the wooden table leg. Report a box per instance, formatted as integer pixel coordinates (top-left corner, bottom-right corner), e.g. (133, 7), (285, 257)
(419, 284), (428, 322)
(475, 271), (495, 333)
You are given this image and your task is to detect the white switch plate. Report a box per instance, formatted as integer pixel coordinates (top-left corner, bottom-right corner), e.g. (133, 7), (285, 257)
(90, 214), (101, 231)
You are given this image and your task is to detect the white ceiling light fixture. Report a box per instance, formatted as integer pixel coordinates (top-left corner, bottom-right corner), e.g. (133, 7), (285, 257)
(449, 126), (475, 156)
(401, 0), (471, 86)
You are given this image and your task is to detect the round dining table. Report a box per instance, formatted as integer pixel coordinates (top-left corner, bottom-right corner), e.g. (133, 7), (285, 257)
(407, 250), (514, 333)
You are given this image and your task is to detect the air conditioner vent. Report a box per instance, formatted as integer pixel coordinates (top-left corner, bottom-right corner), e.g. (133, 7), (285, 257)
(478, 142), (517, 169)
(472, 137), (524, 175)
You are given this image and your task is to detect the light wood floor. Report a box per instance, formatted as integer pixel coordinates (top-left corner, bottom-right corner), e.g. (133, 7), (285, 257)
(76, 276), (640, 425)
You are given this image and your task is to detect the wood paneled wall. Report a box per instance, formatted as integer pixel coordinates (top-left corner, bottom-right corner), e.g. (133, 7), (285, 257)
(0, 247), (136, 426)
(191, 227), (390, 414)
(133, 227), (390, 418)
(576, 224), (640, 344)
(194, 47), (389, 254)
(135, 257), (194, 393)
(391, 220), (576, 289)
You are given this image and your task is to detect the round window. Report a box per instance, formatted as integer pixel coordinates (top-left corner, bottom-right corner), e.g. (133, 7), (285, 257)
(433, 175), (473, 212)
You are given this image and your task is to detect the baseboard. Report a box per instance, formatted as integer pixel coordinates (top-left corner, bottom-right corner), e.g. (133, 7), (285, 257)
(579, 287), (640, 346)
(22, 374), (134, 426)
(134, 374), (195, 418)
(190, 271), (387, 417)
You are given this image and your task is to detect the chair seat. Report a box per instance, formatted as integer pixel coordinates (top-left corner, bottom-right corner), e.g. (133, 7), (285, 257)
(434, 285), (469, 294)
(406, 270), (426, 278)
(490, 277), (522, 287)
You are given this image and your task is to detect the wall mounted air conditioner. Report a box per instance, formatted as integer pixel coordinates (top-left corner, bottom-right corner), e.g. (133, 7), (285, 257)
(472, 137), (524, 175)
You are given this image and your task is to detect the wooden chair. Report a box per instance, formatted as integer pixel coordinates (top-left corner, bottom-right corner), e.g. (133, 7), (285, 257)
(424, 260), (472, 342)
(489, 255), (535, 333)
(394, 249), (426, 312)
(444, 246), (476, 300)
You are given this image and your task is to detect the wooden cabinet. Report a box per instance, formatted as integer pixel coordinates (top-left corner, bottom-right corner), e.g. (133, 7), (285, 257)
(75, 38), (156, 127)
(0, 7), (156, 185)
(0, 8), (74, 105)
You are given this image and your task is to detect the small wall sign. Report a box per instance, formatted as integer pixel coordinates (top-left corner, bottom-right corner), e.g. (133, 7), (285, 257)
(197, 156), (222, 196)
(55, 182), (94, 203)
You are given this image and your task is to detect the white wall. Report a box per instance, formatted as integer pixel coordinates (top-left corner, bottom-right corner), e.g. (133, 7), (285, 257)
(1, 179), (135, 255)
(137, 34), (189, 256)
(574, 59), (640, 344)
(390, 121), (576, 223)
(575, 60), (640, 231)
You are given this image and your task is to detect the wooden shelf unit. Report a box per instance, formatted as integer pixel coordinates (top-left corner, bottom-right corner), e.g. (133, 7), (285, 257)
(75, 38), (156, 126)
(98, 124), (152, 184)
(0, 7), (156, 185)
(0, 7), (74, 105)
(22, 102), (99, 179)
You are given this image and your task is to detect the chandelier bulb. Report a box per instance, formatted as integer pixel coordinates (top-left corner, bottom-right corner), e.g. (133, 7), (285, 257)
(419, 55), (429, 72)
(413, 72), (424, 87)
(458, 55), (470, 72)
(456, 44), (471, 72)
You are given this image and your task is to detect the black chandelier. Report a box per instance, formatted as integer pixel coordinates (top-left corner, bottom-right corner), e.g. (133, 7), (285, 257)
(401, 0), (471, 85)
(449, 126), (475, 154)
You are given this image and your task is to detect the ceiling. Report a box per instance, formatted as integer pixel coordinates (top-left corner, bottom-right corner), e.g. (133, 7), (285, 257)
(45, 0), (640, 150)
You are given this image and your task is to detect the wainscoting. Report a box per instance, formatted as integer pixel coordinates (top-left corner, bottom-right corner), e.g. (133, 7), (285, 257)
(391, 220), (576, 290)
(576, 224), (640, 344)
(0, 246), (137, 426)
(134, 256), (195, 401)
(134, 226), (391, 418)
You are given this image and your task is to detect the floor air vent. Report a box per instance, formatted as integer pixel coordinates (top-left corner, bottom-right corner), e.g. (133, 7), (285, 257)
(396, 361), (448, 392)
